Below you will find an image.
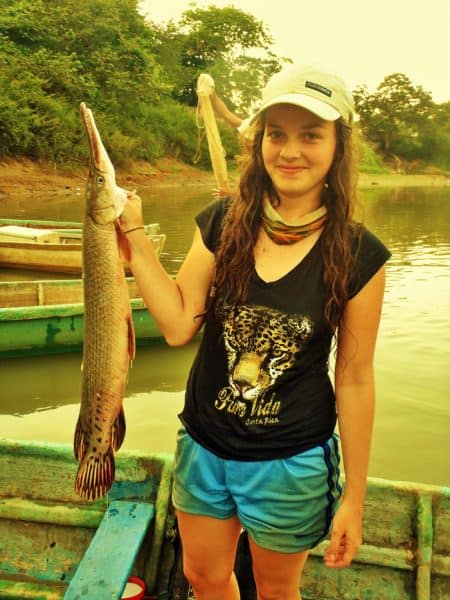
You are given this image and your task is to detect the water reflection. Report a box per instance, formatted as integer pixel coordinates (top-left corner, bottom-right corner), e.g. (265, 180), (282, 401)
(0, 343), (199, 455)
(363, 186), (450, 251)
(0, 342), (198, 416)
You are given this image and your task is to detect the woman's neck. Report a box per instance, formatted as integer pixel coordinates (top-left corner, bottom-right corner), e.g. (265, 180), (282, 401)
(274, 192), (324, 224)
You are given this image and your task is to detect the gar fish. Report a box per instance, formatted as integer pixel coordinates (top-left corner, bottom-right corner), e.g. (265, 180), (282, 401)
(74, 102), (135, 501)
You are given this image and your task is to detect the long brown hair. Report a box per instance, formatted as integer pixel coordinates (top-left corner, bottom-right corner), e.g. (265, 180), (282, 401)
(212, 114), (360, 332)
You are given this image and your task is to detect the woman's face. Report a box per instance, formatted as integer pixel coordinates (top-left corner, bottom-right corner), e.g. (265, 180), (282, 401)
(261, 103), (337, 205)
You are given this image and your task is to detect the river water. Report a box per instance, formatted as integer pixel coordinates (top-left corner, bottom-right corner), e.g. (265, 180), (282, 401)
(0, 184), (449, 486)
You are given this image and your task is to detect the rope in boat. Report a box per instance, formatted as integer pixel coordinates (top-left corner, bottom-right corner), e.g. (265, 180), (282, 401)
(194, 73), (229, 193)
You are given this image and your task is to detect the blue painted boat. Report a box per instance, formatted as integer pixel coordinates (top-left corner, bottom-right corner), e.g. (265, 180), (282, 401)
(0, 439), (448, 598)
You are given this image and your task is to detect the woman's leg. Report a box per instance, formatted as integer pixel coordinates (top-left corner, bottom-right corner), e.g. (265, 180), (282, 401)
(249, 536), (309, 600)
(176, 510), (242, 600)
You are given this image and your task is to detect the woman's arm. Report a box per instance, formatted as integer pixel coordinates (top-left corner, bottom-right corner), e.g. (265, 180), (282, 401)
(210, 92), (243, 129)
(120, 193), (215, 346)
(324, 265), (386, 568)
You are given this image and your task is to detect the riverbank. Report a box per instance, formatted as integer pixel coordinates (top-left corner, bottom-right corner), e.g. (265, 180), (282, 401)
(358, 172), (450, 188)
(0, 158), (217, 200)
(0, 158), (449, 200)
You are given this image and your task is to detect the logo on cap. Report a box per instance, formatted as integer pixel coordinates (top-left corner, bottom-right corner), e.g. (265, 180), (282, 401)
(305, 81), (332, 98)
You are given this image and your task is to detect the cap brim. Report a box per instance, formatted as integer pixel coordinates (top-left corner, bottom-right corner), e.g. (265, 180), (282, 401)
(250, 93), (341, 124)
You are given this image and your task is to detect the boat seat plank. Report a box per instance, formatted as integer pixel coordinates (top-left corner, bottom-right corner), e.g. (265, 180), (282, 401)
(0, 225), (60, 243)
(63, 500), (154, 600)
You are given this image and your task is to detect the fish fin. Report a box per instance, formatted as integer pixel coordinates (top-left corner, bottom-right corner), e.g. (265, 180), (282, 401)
(111, 406), (126, 451)
(128, 311), (136, 361)
(73, 417), (86, 461)
(75, 446), (115, 501)
(116, 222), (132, 263)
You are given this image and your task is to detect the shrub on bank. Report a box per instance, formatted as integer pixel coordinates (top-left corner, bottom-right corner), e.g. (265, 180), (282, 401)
(142, 101), (241, 170)
(356, 134), (389, 174)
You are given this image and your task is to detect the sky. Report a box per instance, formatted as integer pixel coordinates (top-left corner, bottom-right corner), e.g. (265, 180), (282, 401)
(140, 0), (450, 103)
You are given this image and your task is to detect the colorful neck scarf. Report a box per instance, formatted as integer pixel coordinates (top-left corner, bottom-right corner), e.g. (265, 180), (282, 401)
(261, 197), (328, 245)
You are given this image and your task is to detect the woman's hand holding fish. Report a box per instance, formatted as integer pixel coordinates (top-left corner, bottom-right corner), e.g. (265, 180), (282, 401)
(118, 190), (215, 346)
(119, 191), (145, 233)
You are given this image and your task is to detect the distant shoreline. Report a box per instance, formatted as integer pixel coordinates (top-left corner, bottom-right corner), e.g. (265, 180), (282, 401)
(358, 172), (450, 189)
(0, 158), (448, 201)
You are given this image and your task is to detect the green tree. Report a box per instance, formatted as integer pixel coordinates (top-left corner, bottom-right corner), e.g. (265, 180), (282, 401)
(420, 102), (450, 169)
(154, 5), (285, 114)
(0, 0), (170, 163)
(354, 73), (435, 159)
(0, 0), (286, 166)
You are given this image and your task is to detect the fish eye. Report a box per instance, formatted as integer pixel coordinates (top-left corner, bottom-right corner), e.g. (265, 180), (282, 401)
(96, 175), (105, 184)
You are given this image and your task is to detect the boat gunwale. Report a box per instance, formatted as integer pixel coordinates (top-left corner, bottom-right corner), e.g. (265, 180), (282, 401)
(0, 233), (165, 251)
(0, 218), (83, 229)
(0, 297), (146, 321)
(0, 437), (174, 470)
(0, 277), (146, 318)
(0, 438), (448, 497)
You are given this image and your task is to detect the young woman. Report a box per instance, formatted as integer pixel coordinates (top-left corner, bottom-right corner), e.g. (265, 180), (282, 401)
(120, 63), (391, 600)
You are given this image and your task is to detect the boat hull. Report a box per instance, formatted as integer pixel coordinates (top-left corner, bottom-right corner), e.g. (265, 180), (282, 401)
(0, 300), (163, 358)
(0, 439), (449, 599)
(0, 240), (83, 273)
(0, 439), (175, 599)
(303, 479), (450, 599)
(0, 278), (164, 358)
(0, 220), (165, 274)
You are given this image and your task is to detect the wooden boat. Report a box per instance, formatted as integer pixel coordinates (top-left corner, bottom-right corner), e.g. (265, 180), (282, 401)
(0, 278), (164, 358)
(0, 439), (179, 600)
(0, 438), (449, 599)
(0, 218), (166, 274)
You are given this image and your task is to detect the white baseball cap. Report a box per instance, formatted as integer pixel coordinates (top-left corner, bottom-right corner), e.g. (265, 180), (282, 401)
(251, 63), (355, 125)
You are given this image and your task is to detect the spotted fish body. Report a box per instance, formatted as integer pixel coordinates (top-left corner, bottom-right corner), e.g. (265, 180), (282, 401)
(74, 103), (135, 501)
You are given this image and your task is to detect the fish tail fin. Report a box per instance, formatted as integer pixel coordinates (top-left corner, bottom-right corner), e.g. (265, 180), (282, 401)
(74, 417), (86, 461)
(116, 222), (132, 263)
(75, 445), (115, 501)
(111, 406), (126, 451)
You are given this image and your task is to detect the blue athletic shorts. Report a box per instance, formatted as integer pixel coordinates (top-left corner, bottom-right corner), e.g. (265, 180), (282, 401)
(172, 428), (342, 553)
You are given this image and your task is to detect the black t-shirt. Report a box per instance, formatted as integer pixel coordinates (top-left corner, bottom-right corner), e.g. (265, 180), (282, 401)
(180, 199), (391, 461)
